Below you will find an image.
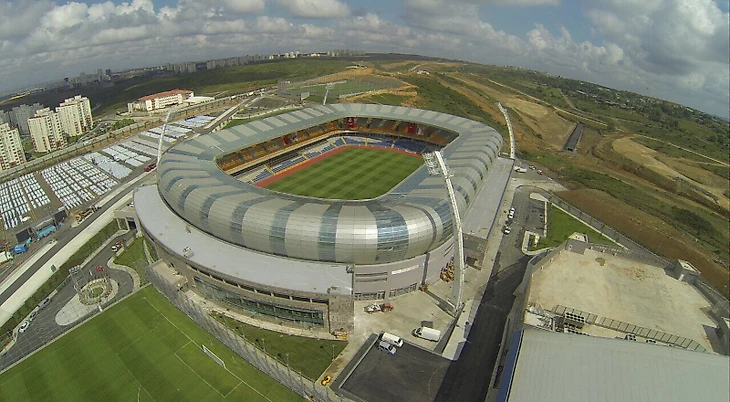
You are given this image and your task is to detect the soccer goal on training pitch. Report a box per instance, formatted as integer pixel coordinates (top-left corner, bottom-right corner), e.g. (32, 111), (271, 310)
(202, 344), (226, 369)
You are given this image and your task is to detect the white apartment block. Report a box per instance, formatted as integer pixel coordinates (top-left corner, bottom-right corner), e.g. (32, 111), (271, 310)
(56, 95), (93, 137)
(28, 108), (66, 153)
(0, 122), (26, 170)
(127, 89), (194, 113)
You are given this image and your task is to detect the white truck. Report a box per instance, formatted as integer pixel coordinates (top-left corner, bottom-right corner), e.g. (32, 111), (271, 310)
(380, 332), (404, 347)
(413, 326), (441, 342)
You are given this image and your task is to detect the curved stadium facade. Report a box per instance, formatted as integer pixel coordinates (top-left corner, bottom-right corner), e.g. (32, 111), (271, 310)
(135, 103), (503, 332)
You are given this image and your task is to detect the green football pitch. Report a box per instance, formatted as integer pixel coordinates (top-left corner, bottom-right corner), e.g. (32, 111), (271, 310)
(265, 147), (423, 200)
(0, 287), (300, 402)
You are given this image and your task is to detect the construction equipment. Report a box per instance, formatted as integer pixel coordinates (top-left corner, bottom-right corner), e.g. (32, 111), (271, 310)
(75, 206), (99, 223)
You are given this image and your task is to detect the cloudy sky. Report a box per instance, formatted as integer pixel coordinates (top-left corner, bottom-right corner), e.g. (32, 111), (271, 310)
(1, 0), (728, 118)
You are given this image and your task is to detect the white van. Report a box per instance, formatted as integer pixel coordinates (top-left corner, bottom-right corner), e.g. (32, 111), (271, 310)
(377, 341), (397, 355)
(380, 332), (404, 347)
(413, 326), (441, 342)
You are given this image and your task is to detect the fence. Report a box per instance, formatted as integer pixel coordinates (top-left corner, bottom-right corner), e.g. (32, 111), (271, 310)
(146, 267), (350, 402)
(547, 194), (672, 266)
(548, 193), (730, 303)
(554, 305), (706, 352)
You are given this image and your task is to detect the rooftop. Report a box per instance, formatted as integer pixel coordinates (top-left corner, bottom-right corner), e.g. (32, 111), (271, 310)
(139, 89), (192, 101)
(526, 244), (718, 351)
(133, 184), (352, 295)
(501, 329), (729, 402)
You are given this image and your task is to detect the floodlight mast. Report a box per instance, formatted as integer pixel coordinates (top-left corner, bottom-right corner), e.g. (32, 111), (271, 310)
(323, 83), (335, 106)
(156, 111), (172, 164)
(423, 151), (465, 314)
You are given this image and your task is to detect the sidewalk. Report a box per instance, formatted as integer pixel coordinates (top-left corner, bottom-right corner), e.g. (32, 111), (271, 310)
(0, 193), (133, 328)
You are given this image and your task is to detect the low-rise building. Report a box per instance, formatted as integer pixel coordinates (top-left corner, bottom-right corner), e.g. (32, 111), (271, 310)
(494, 239), (730, 401)
(127, 89), (194, 113)
(0, 123), (26, 170)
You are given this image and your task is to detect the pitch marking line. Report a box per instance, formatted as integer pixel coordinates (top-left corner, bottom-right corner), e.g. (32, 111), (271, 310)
(173, 351), (227, 398)
(143, 298), (274, 402)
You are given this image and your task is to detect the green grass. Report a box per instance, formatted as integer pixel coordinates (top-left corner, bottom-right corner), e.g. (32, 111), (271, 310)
(0, 221), (119, 337)
(114, 238), (149, 283)
(265, 147), (423, 199)
(212, 313), (347, 380)
(289, 78), (399, 98)
(535, 205), (615, 249)
(0, 287), (300, 402)
(363, 93), (409, 106)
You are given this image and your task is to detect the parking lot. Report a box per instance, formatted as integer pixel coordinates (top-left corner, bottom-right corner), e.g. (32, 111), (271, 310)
(337, 335), (451, 402)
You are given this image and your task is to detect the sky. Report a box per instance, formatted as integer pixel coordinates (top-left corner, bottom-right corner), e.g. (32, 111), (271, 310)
(0, 0), (728, 118)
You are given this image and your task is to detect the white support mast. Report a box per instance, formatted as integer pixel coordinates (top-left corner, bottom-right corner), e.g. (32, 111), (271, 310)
(322, 83), (335, 106)
(423, 151), (465, 314)
(156, 111), (172, 163)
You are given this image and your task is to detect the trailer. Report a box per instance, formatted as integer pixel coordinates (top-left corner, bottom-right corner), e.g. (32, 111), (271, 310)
(0, 251), (13, 264)
(36, 225), (57, 241)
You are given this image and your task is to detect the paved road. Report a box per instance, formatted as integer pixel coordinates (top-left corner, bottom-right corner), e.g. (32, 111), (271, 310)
(0, 232), (137, 370)
(0, 169), (145, 307)
(433, 255), (528, 401)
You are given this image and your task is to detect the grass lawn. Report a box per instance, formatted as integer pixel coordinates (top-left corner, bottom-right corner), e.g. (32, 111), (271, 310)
(114, 238), (150, 284)
(264, 147), (423, 200)
(363, 93), (410, 106)
(0, 286), (300, 402)
(535, 205), (615, 249)
(212, 313), (346, 381)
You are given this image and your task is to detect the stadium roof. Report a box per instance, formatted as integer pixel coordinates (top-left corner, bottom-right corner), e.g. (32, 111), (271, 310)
(155, 103), (503, 265)
(497, 329), (730, 402)
(134, 185), (352, 295)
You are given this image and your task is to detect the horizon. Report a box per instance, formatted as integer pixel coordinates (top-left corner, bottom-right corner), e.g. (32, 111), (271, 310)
(0, 0), (727, 119)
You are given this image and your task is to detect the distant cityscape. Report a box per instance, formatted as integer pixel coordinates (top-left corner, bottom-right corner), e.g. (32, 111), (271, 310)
(0, 48), (364, 173)
(0, 49), (362, 99)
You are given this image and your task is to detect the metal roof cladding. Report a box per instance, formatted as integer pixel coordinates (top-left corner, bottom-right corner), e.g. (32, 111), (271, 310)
(157, 103), (503, 265)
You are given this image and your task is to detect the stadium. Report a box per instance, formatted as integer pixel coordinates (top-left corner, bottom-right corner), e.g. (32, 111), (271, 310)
(134, 103), (503, 332)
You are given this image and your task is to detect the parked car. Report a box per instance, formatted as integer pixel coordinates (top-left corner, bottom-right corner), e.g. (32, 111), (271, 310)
(37, 298), (52, 309)
(377, 341), (397, 355)
(28, 311), (38, 322)
(18, 321), (30, 333)
(144, 162), (157, 172)
(111, 240), (124, 252)
(503, 226), (512, 235)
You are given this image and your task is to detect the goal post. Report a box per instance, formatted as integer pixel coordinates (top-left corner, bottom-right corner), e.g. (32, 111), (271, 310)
(202, 344), (226, 369)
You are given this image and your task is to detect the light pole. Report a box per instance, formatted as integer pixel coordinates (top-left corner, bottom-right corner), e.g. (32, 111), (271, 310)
(423, 151), (466, 315)
(261, 337), (266, 354)
(331, 345), (335, 361)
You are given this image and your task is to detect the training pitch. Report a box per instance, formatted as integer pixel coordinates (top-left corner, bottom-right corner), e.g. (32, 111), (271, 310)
(263, 147), (423, 200)
(0, 286), (299, 402)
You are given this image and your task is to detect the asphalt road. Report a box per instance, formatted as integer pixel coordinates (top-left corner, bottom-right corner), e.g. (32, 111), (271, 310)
(0, 168), (146, 307)
(432, 254), (527, 402)
(0, 231), (137, 370)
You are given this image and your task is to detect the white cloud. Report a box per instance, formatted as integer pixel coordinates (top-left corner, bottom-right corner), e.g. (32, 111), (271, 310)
(277, 0), (350, 18)
(0, 0), (726, 118)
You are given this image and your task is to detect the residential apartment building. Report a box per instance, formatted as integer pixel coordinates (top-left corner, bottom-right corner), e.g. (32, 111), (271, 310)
(28, 108), (66, 153)
(56, 95), (93, 137)
(127, 89), (194, 113)
(0, 122), (26, 170)
(9, 103), (43, 136)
